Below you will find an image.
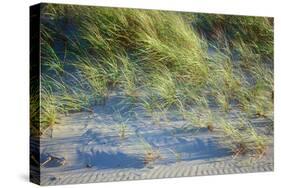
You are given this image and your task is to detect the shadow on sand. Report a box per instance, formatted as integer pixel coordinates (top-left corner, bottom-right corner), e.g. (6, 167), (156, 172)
(77, 149), (145, 170)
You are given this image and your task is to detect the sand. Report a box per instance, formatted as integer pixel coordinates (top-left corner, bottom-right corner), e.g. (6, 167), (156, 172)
(38, 92), (273, 185)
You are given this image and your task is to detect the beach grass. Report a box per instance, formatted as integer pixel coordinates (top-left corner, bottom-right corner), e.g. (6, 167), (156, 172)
(33, 4), (274, 158)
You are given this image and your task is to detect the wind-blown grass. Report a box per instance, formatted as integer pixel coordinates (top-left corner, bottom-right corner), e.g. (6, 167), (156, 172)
(193, 14), (273, 60)
(218, 116), (268, 158)
(32, 4), (274, 158)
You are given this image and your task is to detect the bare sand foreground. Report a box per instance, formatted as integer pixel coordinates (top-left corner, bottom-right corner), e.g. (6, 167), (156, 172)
(37, 93), (273, 186)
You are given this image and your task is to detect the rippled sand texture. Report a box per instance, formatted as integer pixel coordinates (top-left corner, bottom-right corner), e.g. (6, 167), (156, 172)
(37, 93), (273, 186)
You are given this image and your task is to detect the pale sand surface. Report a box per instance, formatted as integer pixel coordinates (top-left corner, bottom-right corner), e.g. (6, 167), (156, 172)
(38, 92), (273, 185)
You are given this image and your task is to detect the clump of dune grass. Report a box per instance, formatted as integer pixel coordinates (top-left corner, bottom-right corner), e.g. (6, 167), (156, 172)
(40, 76), (91, 137)
(182, 107), (217, 132)
(193, 14), (273, 60)
(144, 150), (161, 165)
(140, 139), (161, 165)
(112, 110), (130, 139)
(118, 55), (140, 101)
(227, 47), (274, 118)
(118, 123), (127, 139)
(40, 86), (58, 137)
(135, 11), (209, 86)
(149, 67), (178, 108)
(75, 56), (109, 104)
(138, 96), (158, 117)
(218, 116), (268, 158)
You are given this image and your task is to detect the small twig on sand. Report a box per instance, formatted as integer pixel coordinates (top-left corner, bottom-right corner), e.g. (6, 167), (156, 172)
(40, 156), (52, 167)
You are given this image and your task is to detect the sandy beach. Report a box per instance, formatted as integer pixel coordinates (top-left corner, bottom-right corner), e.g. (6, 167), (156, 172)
(37, 92), (273, 186)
